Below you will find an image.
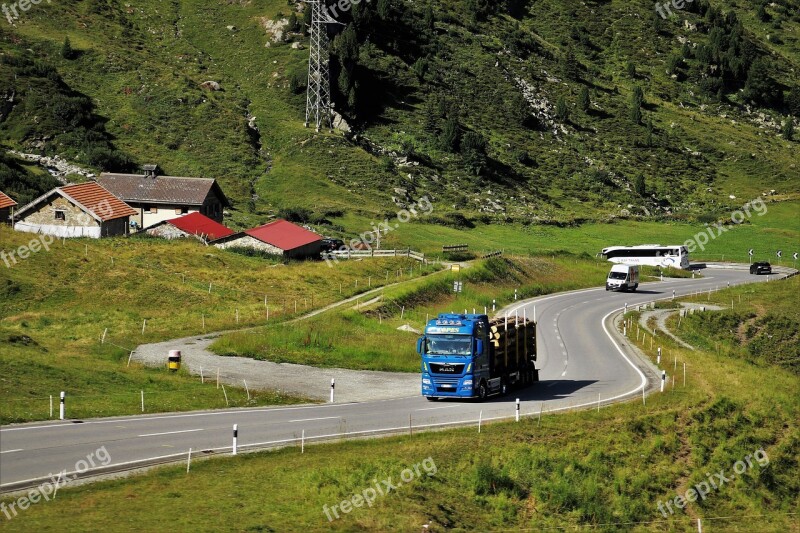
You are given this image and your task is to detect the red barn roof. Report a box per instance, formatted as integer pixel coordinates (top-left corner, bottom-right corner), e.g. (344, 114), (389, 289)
(166, 212), (234, 241)
(245, 219), (321, 251)
(0, 190), (17, 210)
(59, 183), (137, 221)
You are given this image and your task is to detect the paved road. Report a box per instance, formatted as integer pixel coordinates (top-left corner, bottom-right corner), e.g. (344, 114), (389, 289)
(1, 264), (792, 491)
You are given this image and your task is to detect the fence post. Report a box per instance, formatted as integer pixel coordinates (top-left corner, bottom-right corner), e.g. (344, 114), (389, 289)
(141, 390), (144, 412)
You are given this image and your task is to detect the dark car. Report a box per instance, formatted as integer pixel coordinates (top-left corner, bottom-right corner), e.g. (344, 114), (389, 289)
(749, 262), (772, 275)
(321, 238), (345, 253)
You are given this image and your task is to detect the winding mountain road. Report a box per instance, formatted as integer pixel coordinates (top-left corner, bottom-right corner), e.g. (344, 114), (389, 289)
(1, 264), (793, 492)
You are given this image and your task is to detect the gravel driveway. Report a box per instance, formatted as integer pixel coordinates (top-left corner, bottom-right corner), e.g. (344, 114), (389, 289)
(131, 334), (419, 403)
(129, 270), (447, 403)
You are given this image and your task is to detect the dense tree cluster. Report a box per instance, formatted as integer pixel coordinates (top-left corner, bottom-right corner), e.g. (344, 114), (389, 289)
(0, 55), (134, 172)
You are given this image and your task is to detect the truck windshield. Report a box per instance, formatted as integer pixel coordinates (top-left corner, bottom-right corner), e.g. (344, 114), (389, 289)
(609, 272), (627, 280)
(425, 334), (472, 356)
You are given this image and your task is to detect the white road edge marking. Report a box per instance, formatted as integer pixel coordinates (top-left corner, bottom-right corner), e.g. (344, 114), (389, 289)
(289, 416), (340, 423)
(0, 449), (23, 454)
(138, 429), (204, 438)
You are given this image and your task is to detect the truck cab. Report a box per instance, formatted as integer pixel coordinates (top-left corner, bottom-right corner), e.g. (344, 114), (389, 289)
(418, 313), (537, 401)
(606, 264), (639, 292)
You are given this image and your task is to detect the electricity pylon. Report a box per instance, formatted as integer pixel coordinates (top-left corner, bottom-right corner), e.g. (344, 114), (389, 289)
(304, 1), (340, 132)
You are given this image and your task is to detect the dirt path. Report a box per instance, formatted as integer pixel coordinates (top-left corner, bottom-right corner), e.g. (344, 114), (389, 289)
(129, 266), (456, 403)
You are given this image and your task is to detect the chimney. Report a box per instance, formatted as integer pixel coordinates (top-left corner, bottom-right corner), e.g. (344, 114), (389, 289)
(142, 164), (159, 178)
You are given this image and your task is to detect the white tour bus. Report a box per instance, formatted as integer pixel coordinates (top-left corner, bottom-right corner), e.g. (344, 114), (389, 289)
(600, 244), (690, 269)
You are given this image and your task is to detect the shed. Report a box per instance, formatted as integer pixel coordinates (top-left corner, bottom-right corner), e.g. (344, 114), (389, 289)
(144, 212), (234, 243)
(0, 190), (17, 224)
(214, 219), (323, 259)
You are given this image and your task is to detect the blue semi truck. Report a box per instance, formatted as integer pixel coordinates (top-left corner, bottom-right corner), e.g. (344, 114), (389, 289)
(417, 313), (538, 400)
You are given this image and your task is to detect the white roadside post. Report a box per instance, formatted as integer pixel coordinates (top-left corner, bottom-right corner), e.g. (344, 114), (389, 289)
(661, 370), (666, 393)
(492, 299), (496, 312)
(657, 347), (662, 365)
(49, 395), (53, 418)
(301, 429), (305, 454)
(478, 410), (482, 433)
(59, 391), (65, 420)
(330, 378), (335, 403)
(141, 390), (144, 412)
(187, 448), (192, 473)
(515, 398), (520, 422)
(232, 424), (238, 455)
(672, 290), (676, 300)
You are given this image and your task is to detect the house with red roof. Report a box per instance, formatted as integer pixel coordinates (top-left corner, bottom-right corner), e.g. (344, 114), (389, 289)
(214, 219), (323, 259)
(0, 190), (17, 224)
(13, 182), (137, 238)
(144, 212), (234, 243)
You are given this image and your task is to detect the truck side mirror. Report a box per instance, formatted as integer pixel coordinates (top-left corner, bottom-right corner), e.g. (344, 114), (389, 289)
(417, 337), (425, 355)
(476, 339), (483, 354)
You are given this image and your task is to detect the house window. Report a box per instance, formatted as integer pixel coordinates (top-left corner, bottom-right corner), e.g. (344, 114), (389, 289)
(54, 210), (66, 221)
(144, 206), (158, 214)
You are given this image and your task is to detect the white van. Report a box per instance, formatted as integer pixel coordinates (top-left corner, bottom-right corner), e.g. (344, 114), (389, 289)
(606, 264), (639, 292)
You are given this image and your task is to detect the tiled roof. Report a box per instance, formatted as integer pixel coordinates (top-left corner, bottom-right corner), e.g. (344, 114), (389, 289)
(97, 173), (229, 206)
(60, 183), (137, 221)
(0, 190), (17, 209)
(245, 219), (322, 251)
(166, 212), (234, 241)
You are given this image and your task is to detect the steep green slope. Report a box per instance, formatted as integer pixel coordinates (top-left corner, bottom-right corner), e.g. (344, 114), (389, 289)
(0, 0), (797, 232)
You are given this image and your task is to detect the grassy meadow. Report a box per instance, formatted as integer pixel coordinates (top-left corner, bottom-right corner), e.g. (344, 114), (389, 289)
(0, 225), (428, 423)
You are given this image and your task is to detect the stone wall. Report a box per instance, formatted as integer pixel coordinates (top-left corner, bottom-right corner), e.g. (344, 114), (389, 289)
(146, 223), (190, 240)
(214, 235), (284, 255)
(22, 196), (100, 228)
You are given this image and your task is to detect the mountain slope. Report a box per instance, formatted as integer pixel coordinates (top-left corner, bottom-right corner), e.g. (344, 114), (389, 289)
(0, 0), (797, 231)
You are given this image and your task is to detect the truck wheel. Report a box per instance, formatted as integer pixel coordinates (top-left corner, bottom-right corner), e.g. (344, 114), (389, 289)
(426, 396), (439, 402)
(632, 284), (638, 292)
(478, 382), (488, 401)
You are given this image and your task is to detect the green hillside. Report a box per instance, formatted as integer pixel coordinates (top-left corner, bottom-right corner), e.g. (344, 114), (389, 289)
(1, 0), (798, 232)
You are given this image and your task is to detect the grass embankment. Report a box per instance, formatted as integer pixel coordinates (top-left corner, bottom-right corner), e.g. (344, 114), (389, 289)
(0, 226), (428, 423)
(669, 277), (799, 374)
(210, 255), (611, 372)
(4, 279), (797, 531)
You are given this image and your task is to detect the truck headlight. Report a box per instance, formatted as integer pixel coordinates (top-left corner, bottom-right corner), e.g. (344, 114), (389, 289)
(422, 378), (431, 385)
(462, 379), (473, 387)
